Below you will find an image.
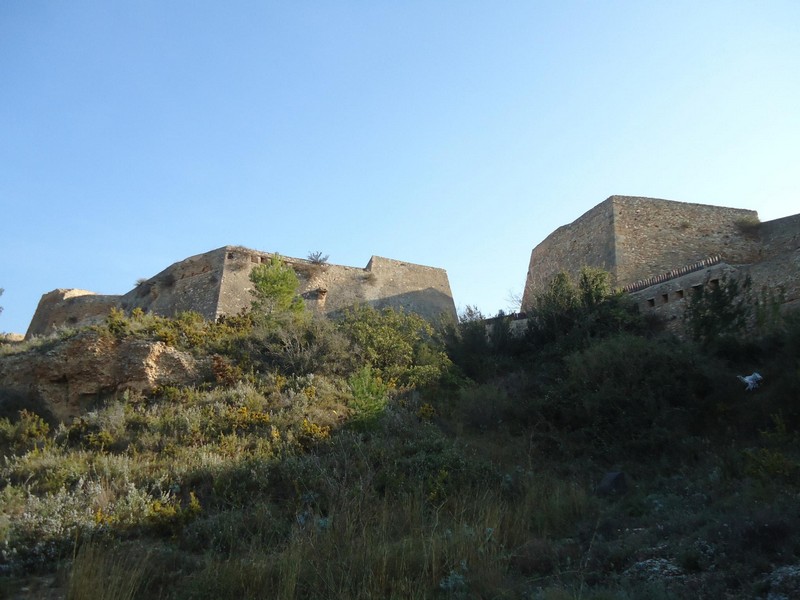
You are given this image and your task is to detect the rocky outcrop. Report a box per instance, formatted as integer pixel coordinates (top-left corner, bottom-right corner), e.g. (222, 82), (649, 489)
(0, 331), (203, 422)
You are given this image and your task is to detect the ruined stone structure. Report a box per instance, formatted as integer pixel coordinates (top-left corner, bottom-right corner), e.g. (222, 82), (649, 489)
(522, 196), (800, 319)
(27, 246), (457, 338)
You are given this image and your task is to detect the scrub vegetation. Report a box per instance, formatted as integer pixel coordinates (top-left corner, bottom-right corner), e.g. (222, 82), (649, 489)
(1, 262), (799, 599)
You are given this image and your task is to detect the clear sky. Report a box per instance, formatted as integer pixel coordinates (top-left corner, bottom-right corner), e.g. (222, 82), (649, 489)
(1, 1), (799, 335)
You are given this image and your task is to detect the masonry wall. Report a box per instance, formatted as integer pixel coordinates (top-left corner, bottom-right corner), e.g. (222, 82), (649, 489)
(27, 246), (457, 337)
(758, 213), (800, 311)
(521, 196), (767, 312)
(120, 248), (228, 321)
(611, 196), (760, 286)
(521, 200), (616, 311)
(759, 213), (800, 258)
(627, 263), (740, 325)
(26, 290), (122, 338)
(216, 247), (457, 323)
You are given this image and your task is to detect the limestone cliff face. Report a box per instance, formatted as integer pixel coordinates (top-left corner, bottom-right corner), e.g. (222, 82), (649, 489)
(0, 332), (203, 422)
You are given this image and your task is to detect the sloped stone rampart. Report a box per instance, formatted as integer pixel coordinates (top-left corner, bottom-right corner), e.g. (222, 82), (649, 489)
(611, 196), (759, 285)
(215, 249), (456, 323)
(522, 196), (796, 316)
(521, 201), (616, 309)
(25, 290), (121, 339)
(26, 246), (458, 337)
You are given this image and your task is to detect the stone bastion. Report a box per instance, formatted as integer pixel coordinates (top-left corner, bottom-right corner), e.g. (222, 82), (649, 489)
(26, 246), (458, 338)
(522, 196), (800, 322)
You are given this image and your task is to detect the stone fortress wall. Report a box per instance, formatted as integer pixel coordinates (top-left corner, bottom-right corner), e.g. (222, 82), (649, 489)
(521, 201), (617, 302)
(522, 196), (800, 321)
(26, 246), (457, 338)
(26, 197), (798, 339)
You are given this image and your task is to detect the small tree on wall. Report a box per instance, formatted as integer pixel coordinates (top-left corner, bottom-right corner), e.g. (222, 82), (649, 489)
(249, 256), (305, 324)
(307, 251), (329, 265)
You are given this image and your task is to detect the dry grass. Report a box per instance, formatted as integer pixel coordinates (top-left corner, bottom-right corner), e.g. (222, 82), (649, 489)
(67, 541), (150, 600)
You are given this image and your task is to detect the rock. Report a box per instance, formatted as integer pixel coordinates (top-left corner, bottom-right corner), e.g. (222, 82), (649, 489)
(0, 330), (203, 422)
(597, 471), (628, 496)
(761, 564), (800, 599)
(1, 333), (25, 343)
(623, 557), (683, 582)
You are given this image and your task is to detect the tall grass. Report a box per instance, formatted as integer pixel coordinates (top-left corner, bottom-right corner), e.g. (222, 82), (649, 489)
(67, 541), (150, 600)
(175, 474), (591, 599)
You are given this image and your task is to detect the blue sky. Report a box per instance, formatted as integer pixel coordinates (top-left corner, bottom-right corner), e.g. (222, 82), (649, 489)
(1, 1), (799, 334)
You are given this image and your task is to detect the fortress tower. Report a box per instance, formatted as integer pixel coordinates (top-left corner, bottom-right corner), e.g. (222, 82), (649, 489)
(522, 196), (800, 317)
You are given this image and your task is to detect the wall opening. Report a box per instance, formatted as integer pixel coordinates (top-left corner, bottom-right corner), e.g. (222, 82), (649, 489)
(675, 289), (684, 300)
(661, 293), (669, 304)
(647, 298), (655, 308)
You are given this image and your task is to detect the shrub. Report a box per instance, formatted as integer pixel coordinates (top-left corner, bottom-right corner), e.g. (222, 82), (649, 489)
(306, 251), (329, 265)
(525, 268), (649, 354)
(735, 215), (761, 238)
(261, 316), (355, 376)
(443, 306), (492, 382)
(338, 305), (451, 388)
(105, 308), (131, 338)
(249, 255), (305, 324)
(684, 274), (754, 352)
(347, 366), (392, 428)
(546, 333), (715, 458)
(0, 410), (51, 454)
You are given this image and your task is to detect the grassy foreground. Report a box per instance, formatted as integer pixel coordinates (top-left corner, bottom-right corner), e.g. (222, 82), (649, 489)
(1, 273), (799, 599)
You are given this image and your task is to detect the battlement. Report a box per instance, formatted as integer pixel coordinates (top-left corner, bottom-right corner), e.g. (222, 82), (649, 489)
(26, 246), (457, 338)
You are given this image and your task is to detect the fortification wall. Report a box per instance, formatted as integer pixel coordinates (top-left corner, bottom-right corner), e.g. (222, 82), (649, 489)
(611, 196), (760, 286)
(759, 213), (800, 258)
(120, 248), (227, 320)
(747, 250), (800, 312)
(756, 213), (800, 311)
(628, 263), (740, 324)
(521, 200), (616, 311)
(26, 246), (457, 337)
(25, 290), (122, 338)
(216, 247), (457, 323)
(522, 196), (767, 312)
(348, 256), (456, 322)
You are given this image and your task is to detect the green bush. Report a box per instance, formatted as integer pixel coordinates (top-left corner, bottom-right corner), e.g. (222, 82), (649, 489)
(525, 268), (652, 354)
(347, 366), (392, 428)
(685, 275), (753, 349)
(249, 255), (305, 325)
(546, 333), (716, 458)
(338, 305), (451, 388)
(261, 316), (355, 376)
(444, 307), (524, 382)
(0, 410), (51, 454)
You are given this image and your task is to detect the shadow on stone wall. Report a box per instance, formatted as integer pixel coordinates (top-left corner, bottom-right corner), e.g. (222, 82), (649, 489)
(326, 287), (458, 324)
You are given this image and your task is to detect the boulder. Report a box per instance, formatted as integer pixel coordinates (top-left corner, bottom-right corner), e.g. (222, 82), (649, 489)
(0, 331), (203, 422)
